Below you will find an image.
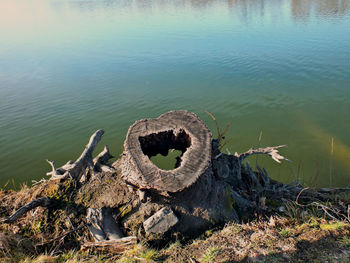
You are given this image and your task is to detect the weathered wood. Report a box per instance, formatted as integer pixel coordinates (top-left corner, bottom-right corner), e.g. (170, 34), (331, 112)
(1, 197), (52, 224)
(235, 145), (288, 163)
(46, 129), (106, 180)
(75, 129), (105, 166)
(46, 160), (66, 180)
(87, 208), (124, 242)
(93, 145), (113, 166)
(119, 112), (297, 238)
(122, 110), (212, 193)
(93, 145), (114, 175)
(81, 236), (137, 253)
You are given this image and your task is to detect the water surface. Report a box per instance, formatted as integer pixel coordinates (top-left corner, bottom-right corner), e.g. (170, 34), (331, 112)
(1, 0), (350, 187)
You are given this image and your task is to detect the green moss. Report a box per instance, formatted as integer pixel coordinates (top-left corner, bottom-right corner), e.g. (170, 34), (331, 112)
(201, 247), (221, 263)
(45, 180), (74, 205)
(117, 258), (137, 263)
(119, 204), (132, 218)
(79, 192), (93, 207)
(296, 217), (320, 231)
(307, 217), (320, 228)
(32, 220), (43, 234)
(320, 221), (346, 230)
(279, 228), (290, 237)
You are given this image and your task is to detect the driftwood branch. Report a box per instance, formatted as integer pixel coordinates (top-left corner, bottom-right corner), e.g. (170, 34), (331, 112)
(75, 129), (105, 168)
(236, 145), (288, 163)
(46, 130), (109, 180)
(93, 145), (113, 166)
(46, 160), (70, 180)
(81, 236), (137, 253)
(46, 160), (58, 177)
(1, 197), (52, 224)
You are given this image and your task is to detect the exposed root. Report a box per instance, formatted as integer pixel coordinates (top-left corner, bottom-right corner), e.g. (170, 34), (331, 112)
(93, 145), (113, 167)
(46, 130), (115, 181)
(1, 197), (52, 224)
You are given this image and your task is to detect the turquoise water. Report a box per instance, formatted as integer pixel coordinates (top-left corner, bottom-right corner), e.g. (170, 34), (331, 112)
(1, 0), (350, 187)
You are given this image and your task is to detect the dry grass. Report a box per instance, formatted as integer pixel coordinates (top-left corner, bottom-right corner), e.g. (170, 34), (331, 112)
(1, 214), (349, 262)
(160, 217), (350, 262)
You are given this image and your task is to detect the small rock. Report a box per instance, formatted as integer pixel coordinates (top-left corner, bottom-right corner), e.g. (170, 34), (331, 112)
(143, 207), (178, 234)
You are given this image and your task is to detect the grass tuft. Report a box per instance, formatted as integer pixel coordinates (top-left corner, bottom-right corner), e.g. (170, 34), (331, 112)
(201, 246), (221, 262)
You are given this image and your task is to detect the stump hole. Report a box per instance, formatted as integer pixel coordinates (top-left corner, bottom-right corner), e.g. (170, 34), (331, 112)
(139, 129), (191, 170)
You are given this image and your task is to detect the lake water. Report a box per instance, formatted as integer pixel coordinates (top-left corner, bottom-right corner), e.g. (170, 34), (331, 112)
(1, 0), (350, 188)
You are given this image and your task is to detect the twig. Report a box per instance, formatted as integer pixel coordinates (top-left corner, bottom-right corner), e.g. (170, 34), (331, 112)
(312, 202), (339, 221)
(66, 215), (82, 239)
(296, 187), (310, 205)
(36, 223), (89, 246)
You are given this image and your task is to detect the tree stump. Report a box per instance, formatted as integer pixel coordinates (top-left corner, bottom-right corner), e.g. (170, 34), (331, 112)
(122, 110), (212, 193)
(120, 111), (239, 239)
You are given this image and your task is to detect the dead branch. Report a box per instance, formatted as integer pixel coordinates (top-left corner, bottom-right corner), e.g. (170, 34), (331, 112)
(235, 145), (288, 163)
(1, 197), (52, 224)
(46, 129), (105, 180)
(296, 187), (310, 205)
(46, 160), (70, 180)
(81, 236), (137, 253)
(74, 129), (105, 168)
(93, 145), (113, 166)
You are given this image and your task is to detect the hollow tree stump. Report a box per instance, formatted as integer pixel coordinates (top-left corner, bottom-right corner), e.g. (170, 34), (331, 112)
(122, 110), (212, 193)
(120, 111), (239, 239)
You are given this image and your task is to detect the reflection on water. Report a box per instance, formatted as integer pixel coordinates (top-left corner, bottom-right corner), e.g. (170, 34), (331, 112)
(61, 0), (350, 19)
(0, 0), (350, 188)
(291, 0), (349, 20)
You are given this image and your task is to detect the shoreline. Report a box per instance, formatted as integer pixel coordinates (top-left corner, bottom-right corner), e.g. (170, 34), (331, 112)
(1, 114), (349, 262)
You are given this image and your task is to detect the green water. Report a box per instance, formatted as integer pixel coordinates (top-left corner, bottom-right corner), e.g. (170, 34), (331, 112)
(1, 0), (350, 188)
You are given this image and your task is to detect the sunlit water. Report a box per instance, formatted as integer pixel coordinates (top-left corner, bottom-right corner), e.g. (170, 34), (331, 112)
(1, 0), (350, 188)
